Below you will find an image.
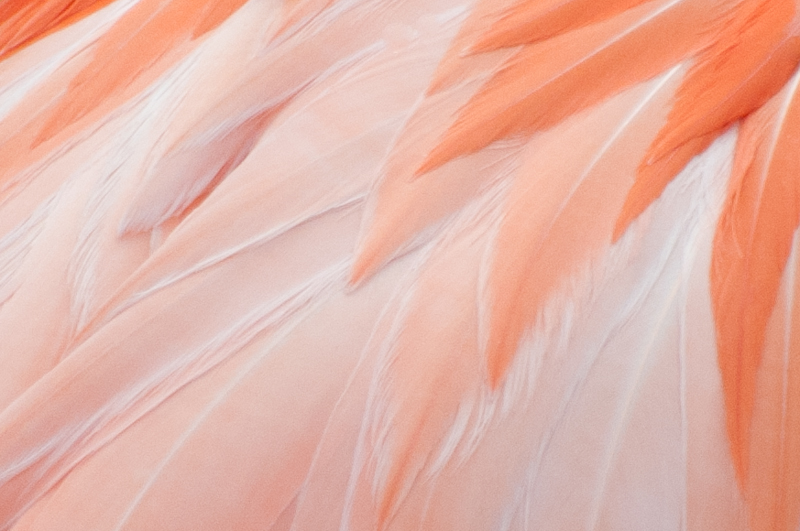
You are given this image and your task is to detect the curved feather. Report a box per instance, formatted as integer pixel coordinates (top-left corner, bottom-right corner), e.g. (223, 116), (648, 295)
(746, 231), (800, 531)
(10, 266), (404, 531)
(0, 0), (283, 410)
(616, 0), (800, 237)
(485, 68), (681, 385)
(3, 0), (800, 529)
(710, 69), (800, 486)
(416, 0), (725, 176)
(362, 219), (491, 529)
(32, 0), (251, 146)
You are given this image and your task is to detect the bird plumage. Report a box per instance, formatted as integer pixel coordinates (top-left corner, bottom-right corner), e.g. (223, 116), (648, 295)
(0, 0), (799, 529)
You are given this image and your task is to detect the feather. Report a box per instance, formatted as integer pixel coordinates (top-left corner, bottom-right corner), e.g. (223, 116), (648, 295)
(7, 261), (405, 531)
(3, 0), (800, 529)
(0, 202), (362, 528)
(616, 0), (800, 237)
(746, 230), (800, 531)
(470, 0), (651, 50)
(710, 69), (800, 486)
(276, 0), (336, 35)
(416, 0), (725, 176)
(0, 0), (117, 60)
(32, 0), (251, 146)
(490, 131), (742, 531)
(484, 67), (681, 385)
(355, 208), (494, 530)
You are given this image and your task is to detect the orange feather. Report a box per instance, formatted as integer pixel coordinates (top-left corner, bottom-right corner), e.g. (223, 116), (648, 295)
(3, 1), (800, 529)
(417, 0), (724, 176)
(711, 70), (800, 486)
(0, 0), (116, 60)
(617, 0), (800, 237)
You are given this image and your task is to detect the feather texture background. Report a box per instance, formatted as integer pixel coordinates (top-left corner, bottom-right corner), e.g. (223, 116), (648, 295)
(0, 0), (799, 529)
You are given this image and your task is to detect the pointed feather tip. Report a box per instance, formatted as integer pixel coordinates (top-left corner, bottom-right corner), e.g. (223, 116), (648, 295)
(31, 91), (97, 149)
(612, 169), (672, 242)
(614, 132), (721, 241)
(719, 367), (752, 490)
(612, 200), (638, 243)
(425, 66), (459, 96)
(425, 57), (465, 97)
(412, 159), (439, 180)
(485, 334), (515, 390)
(31, 114), (65, 150)
(349, 208), (425, 289)
(413, 140), (460, 179)
(377, 480), (401, 531)
(611, 164), (669, 241)
(349, 244), (381, 288)
(28, 122), (70, 154)
(424, 41), (479, 96)
(612, 173), (650, 242)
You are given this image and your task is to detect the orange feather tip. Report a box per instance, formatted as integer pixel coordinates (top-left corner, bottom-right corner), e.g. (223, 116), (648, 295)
(614, 132), (718, 241)
(349, 236), (389, 288)
(485, 342), (513, 389)
(413, 150), (450, 179)
(642, 0), (800, 169)
(348, 259), (370, 288)
(421, 0), (731, 188)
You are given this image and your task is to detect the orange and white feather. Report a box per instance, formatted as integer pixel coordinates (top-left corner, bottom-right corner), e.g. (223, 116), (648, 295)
(0, 0), (799, 530)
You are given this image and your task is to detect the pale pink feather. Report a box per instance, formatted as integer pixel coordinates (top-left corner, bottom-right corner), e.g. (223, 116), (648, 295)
(0, 1), (798, 530)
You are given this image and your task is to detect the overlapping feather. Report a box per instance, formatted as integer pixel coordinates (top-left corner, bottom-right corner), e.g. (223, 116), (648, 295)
(0, 0), (799, 530)
(0, 0), (117, 60)
(711, 69), (800, 489)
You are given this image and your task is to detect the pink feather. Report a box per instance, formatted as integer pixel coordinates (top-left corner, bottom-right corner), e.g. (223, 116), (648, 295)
(2, 1), (800, 530)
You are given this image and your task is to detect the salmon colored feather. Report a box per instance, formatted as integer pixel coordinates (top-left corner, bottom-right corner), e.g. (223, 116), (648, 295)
(0, 0), (116, 60)
(617, 0), (800, 237)
(470, 0), (650, 51)
(485, 69), (680, 385)
(34, 0), (249, 145)
(747, 231), (800, 531)
(416, 0), (724, 176)
(2, 0), (800, 530)
(276, 0), (335, 35)
(711, 69), (800, 487)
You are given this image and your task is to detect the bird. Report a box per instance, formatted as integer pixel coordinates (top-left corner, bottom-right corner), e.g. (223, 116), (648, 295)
(0, 0), (797, 529)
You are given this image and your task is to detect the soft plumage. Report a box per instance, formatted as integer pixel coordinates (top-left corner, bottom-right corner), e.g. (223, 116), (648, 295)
(0, 0), (799, 529)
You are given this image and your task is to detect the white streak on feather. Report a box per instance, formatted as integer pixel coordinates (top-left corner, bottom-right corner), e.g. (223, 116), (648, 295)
(110, 262), (350, 531)
(68, 54), (201, 334)
(506, 128), (734, 530)
(118, 40), (387, 234)
(111, 195), (366, 321)
(1, 260), (351, 530)
(418, 67), (686, 477)
(0, 192), (58, 308)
